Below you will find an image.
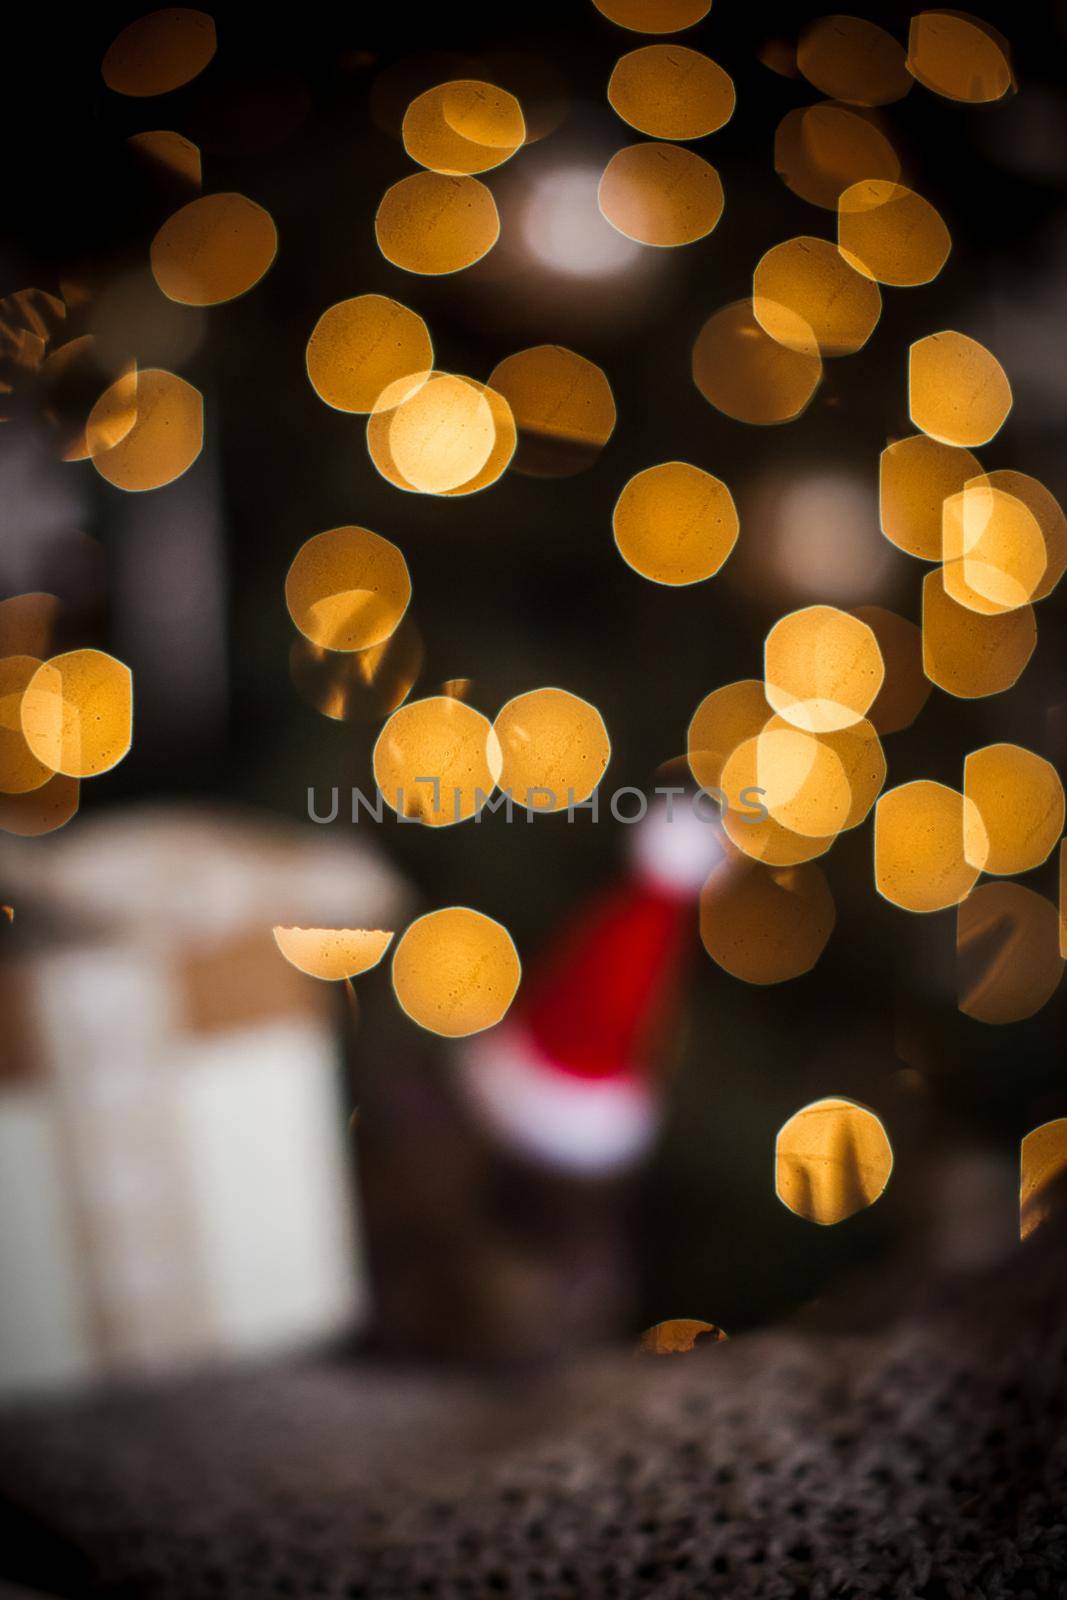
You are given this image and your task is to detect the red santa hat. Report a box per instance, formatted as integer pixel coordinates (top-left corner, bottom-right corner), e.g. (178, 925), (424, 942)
(458, 799), (734, 1173)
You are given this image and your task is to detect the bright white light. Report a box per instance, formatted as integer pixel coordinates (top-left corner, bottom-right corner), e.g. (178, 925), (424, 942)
(764, 471), (896, 602)
(522, 167), (640, 279)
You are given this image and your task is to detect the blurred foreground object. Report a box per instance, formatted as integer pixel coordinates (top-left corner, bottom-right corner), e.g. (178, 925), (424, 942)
(0, 807), (406, 1394)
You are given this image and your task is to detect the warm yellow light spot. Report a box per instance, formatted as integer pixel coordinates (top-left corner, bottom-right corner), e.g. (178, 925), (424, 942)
(753, 236), (881, 357)
(20, 650), (132, 779)
(0, 593), (61, 659)
(701, 857), (835, 984)
(306, 294), (433, 415)
(375, 172), (499, 275)
(0, 773), (79, 837)
(598, 142), (724, 248)
(850, 606), (931, 734)
(970, 471), (1067, 603)
(0, 657), (53, 794)
(391, 906), (520, 1036)
(388, 373), (495, 493)
(289, 616), (423, 723)
(373, 696), (501, 826)
(607, 46), (735, 140)
(719, 737), (835, 866)
(150, 192), (277, 306)
(285, 526), (410, 654)
(592, 0), (710, 32)
(962, 744), (1065, 876)
(907, 11), (1013, 104)
(838, 180), (950, 286)
(613, 461), (738, 586)
(687, 679), (770, 794)
(638, 1319), (727, 1354)
(1021, 1119), (1067, 1240)
(774, 102), (900, 211)
(102, 8), (216, 97)
(272, 927), (394, 982)
(909, 330), (1012, 449)
(797, 15), (912, 106)
(879, 433), (982, 561)
(776, 1097), (893, 1224)
(958, 883), (1064, 1026)
(493, 688), (610, 812)
(874, 779), (987, 912)
(488, 345), (616, 477)
(127, 129), (202, 187)
(756, 722), (852, 838)
(440, 381), (517, 496)
(921, 568), (1036, 699)
(765, 605), (884, 733)
(403, 80), (525, 175)
(87, 367), (203, 491)
(819, 717), (887, 828)
(941, 485), (1047, 615)
(692, 300), (822, 425)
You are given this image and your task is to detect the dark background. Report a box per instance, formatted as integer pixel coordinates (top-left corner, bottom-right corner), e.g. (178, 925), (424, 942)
(2, 0), (1065, 1338)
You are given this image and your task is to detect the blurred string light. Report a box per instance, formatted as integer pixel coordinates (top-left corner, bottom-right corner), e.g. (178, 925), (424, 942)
(738, 469), (896, 604)
(1021, 1120), (1067, 1240)
(366, 373), (515, 495)
(763, 605), (885, 734)
(127, 129), (202, 188)
(838, 181), (951, 287)
(612, 461), (738, 586)
(101, 8), (217, 97)
(874, 780), (987, 913)
(488, 345), (616, 476)
(921, 568), (1036, 698)
(492, 688), (611, 812)
(0, 773), (80, 837)
(796, 15), (912, 106)
(752, 235), (881, 356)
(908, 331), (1012, 448)
(305, 295), (433, 415)
(87, 367), (204, 491)
(774, 102), (899, 210)
(962, 745), (1065, 876)
(880, 435), (984, 560)
(941, 485), (1046, 614)
(593, 0), (710, 32)
(0, 656), (55, 794)
(775, 1098), (893, 1225)
(372, 695), (501, 826)
(288, 617), (423, 724)
(906, 10), (1014, 104)
(20, 650), (132, 778)
(402, 80), (526, 175)
(637, 1320), (727, 1354)
(390, 906), (521, 1036)
(958, 882), (1064, 1025)
(850, 606), (931, 735)
(522, 166), (643, 279)
(272, 927), (394, 982)
(700, 856), (835, 984)
(607, 46), (735, 140)
(284, 526), (411, 653)
(693, 300), (823, 425)
(598, 143), (724, 248)
(150, 193), (278, 305)
(375, 172), (500, 274)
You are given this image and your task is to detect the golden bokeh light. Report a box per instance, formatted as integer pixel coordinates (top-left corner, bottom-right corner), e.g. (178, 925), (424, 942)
(972, 470), (1067, 602)
(753, 236), (882, 357)
(796, 16), (912, 106)
(150, 193), (276, 307)
(388, 373), (496, 493)
(764, 605), (884, 733)
(127, 129), (203, 188)
(820, 717), (887, 828)
(0, 657), (53, 794)
(598, 142), (724, 248)
(962, 743), (1064, 876)
(776, 1097), (893, 1225)
(756, 721), (853, 838)
(391, 906), (521, 1036)
(607, 46), (735, 140)
(838, 180), (951, 286)
(306, 294), (433, 415)
(592, 0), (711, 33)
(289, 616), (423, 723)
(921, 568), (1036, 699)
(272, 927), (394, 983)
(907, 11), (1013, 104)
(908, 330), (1012, 449)
(701, 856), (835, 983)
(719, 736), (835, 866)
(774, 102), (900, 211)
(879, 433), (982, 561)
(958, 882), (1064, 1026)
(402, 80), (525, 175)
(851, 606), (931, 734)
(687, 679), (770, 794)
(102, 8), (217, 97)
(285, 526), (411, 654)
(0, 593), (61, 659)
(613, 461), (738, 586)
(20, 650), (133, 779)
(87, 367), (203, 491)
(441, 380), (517, 496)
(874, 779), (987, 913)
(493, 687), (610, 812)
(638, 1320), (727, 1354)
(375, 172), (500, 275)
(692, 300), (822, 425)
(941, 484), (1047, 615)
(488, 345), (616, 476)
(373, 695), (501, 826)
(1021, 1119), (1067, 1241)
(0, 773), (80, 838)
